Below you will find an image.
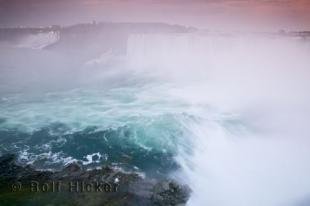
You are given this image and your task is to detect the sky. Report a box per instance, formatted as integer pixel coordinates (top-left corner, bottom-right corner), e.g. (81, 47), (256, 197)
(0, 0), (309, 31)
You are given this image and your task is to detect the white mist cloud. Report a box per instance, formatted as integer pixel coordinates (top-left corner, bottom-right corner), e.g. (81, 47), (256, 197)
(125, 32), (310, 206)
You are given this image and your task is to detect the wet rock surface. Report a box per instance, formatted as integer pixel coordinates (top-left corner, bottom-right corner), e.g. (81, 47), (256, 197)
(151, 181), (191, 206)
(0, 154), (191, 206)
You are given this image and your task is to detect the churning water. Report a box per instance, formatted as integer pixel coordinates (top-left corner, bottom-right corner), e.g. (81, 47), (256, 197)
(1, 32), (310, 205)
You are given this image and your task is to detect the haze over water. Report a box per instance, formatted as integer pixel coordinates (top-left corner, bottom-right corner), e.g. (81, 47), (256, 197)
(1, 0), (310, 205)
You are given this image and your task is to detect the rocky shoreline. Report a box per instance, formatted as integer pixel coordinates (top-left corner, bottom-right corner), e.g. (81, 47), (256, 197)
(0, 154), (190, 206)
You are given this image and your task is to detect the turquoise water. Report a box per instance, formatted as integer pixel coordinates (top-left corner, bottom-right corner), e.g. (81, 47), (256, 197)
(0, 82), (196, 178)
(2, 34), (310, 206)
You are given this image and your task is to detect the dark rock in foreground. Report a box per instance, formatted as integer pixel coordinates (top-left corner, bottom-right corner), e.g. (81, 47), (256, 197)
(0, 154), (191, 206)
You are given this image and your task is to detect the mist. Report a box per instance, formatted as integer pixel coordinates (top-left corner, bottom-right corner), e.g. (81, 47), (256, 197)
(1, 24), (310, 206)
(1, 0), (310, 205)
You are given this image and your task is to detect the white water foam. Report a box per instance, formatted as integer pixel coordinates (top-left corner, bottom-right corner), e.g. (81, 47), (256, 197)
(127, 33), (310, 206)
(16, 31), (60, 49)
(1, 30), (310, 206)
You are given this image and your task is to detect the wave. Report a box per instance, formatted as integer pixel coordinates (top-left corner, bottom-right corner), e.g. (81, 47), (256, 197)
(0, 86), (197, 178)
(1, 31), (310, 206)
(0, 123), (182, 177)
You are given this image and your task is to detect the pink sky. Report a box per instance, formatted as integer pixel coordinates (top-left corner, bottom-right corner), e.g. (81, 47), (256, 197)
(0, 0), (309, 31)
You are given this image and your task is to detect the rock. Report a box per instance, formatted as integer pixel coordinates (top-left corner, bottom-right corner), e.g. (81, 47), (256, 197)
(0, 154), (191, 206)
(63, 163), (81, 173)
(151, 180), (191, 206)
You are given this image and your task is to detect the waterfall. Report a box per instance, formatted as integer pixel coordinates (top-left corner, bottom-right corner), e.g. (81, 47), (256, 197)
(125, 32), (310, 206)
